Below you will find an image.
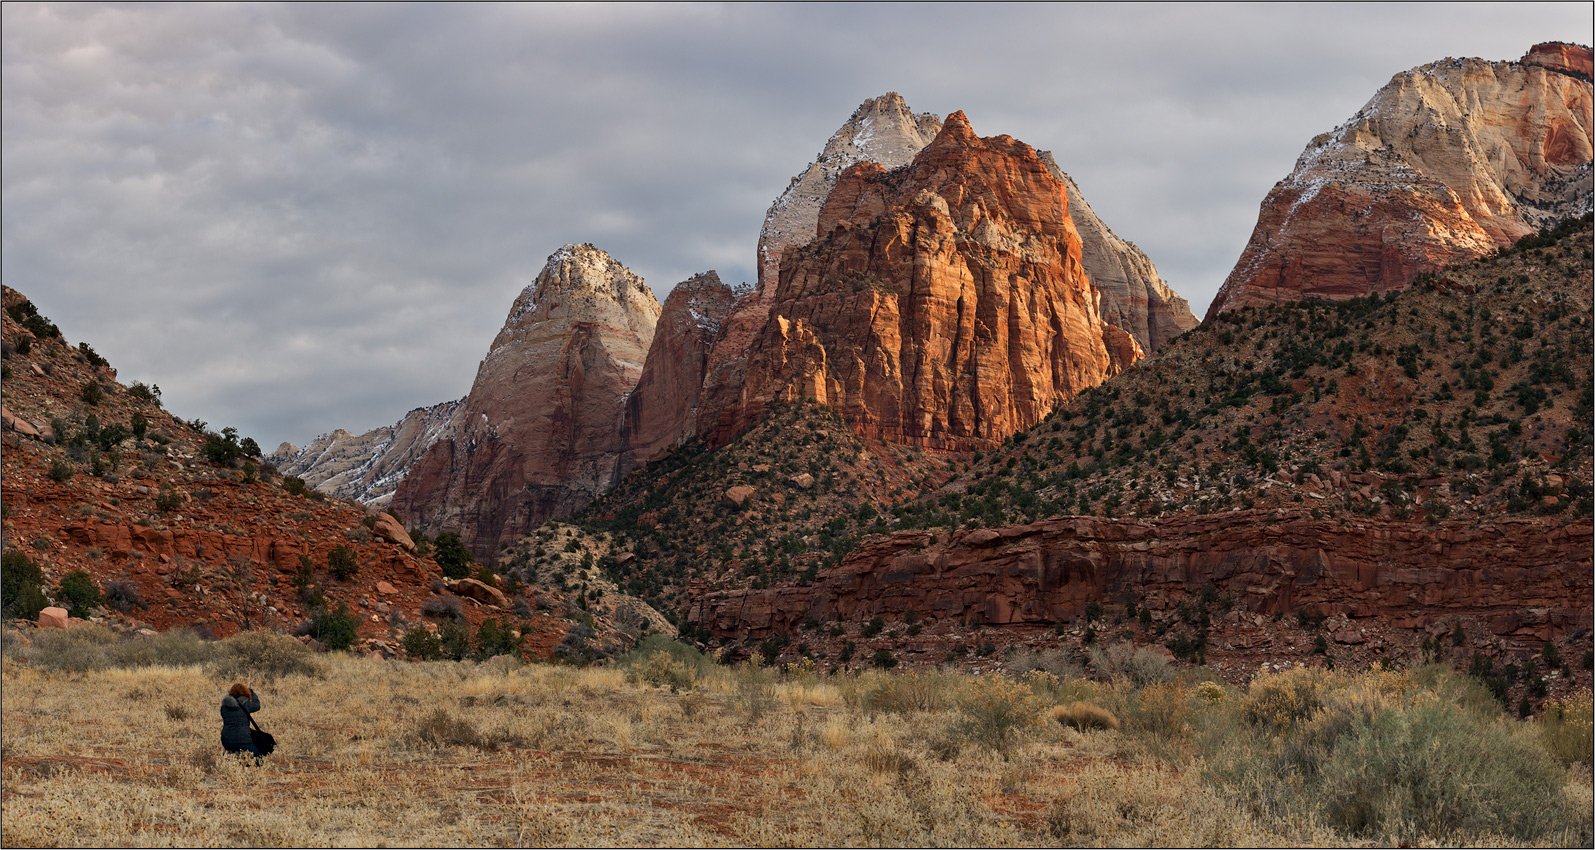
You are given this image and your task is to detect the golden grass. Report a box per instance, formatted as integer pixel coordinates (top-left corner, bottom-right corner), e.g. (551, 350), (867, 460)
(1, 651), (1589, 847)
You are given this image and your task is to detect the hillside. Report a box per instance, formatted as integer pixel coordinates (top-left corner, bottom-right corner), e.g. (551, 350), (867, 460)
(0, 286), (656, 660)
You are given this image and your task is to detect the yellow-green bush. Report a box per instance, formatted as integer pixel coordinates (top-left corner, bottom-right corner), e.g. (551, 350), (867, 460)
(1538, 688), (1593, 767)
(1243, 665), (1335, 730)
(950, 674), (1043, 753)
(1050, 701), (1119, 732)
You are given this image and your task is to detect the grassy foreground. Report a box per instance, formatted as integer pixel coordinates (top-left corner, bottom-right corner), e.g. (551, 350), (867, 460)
(1, 628), (1590, 847)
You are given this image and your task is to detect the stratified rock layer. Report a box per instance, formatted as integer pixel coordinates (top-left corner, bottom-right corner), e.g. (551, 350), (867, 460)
(690, 511), (1592, 652)
(725, 112), (1131, 450)
(269, 399), (461, 507)
(619, 271), (736, 472)
(1209, 44), (1594, 317)
(392, 245), (659, 558)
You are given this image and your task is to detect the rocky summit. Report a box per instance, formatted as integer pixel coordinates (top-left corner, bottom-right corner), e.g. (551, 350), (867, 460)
(268, 399), (461, 508)
(723, 111), (1134, 451)
(391, 244), (660, 559)
(1209, 43), (1593, 317)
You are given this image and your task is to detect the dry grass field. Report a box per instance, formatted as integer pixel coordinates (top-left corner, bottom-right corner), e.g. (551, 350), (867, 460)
(2, 627), (1590, 847)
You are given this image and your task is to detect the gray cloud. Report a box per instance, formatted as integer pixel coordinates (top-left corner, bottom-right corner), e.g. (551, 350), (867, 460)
(3, 2), (1588, 449)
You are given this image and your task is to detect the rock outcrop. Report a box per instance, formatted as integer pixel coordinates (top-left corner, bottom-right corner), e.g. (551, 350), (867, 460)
(391, 245), (660, 559)
(690, 510), (1593, 653)
(1041, 153), (1199, 351)
(695, 94), (943, 445)
(618, 271), (737, 472)
(269, 399), (461, 507)
(722, 111), (1133, 450)
(1209, 44), (1594, 317)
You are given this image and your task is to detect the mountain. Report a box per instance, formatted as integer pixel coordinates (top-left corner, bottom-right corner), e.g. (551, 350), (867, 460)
(268, 399), (460, 508)
(617, 271), (737, 473)
(722, 111), (1136, 450)
(1209, 43), (1593, 317)
(390, 244), (660, 559)
(690, 215), (1594, 686)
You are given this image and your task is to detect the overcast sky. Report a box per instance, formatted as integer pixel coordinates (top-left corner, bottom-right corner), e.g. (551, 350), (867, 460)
(3, 3), (1589, 450)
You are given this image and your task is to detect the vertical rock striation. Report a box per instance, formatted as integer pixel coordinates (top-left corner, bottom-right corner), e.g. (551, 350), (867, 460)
(391, 245), (659, 559)
(1209, 43), (1593, 317)
(268, 399), (461, 508)
(725, 112), (1133, 450)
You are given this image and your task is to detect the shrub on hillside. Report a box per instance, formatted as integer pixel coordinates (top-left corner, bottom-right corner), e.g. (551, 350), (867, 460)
(433, 531), (472, 579)
(1050, 701), (1120, 732)
(56, 570), (102, 617)
(2, 550), (50, 620)
(1538, 688), (1593, 767)
(1089, 641), (1174, 686)
(103, 579), (143, 612)
(473, 618), (519, 661)
(327, 545), (359, 581)
(213, 630), (323, 680)
(308, 603), (359, 651)
(401, 627), (444, 661)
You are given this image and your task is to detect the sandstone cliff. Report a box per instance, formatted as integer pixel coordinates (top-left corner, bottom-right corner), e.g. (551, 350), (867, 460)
(695, 94), (943, 445)
(1209, 44), (1594, 317)
(618, 271), (736, 472)
(391, 245), (659, 559)
(724, 111), (1132, 450)
(269, 399), (461, 508)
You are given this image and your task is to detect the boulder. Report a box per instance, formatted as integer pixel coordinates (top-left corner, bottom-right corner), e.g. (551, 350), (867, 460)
(791, 473), (815, 489)
(724, 485), (757, 506)
(371, 513), (416, 552)
(37, 607), (70, 629)
(375, 580), (399, 596)
(444, 578), (508, 609)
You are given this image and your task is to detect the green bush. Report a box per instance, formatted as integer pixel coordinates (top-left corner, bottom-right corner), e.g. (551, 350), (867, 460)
(438, 620), (471, 661)
(308, 603), (359, 651)
(80, 381), (103, 406)
(48, 459), (73, 482)
(401, 627), (443, 661)
(473, 618), (519, 660)
(2, 550), (50, 620)
(56, 570), (102, 617)
(327, 545), (359, 581)
(949, 675), (1043, 754)
(434, 532), (472, 579)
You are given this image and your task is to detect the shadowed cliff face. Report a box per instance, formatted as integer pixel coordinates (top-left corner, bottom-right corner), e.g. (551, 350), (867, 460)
(392, 244), (659, 559)
(718, 111), (1135, 451)
(1210, 44), (1594, 318)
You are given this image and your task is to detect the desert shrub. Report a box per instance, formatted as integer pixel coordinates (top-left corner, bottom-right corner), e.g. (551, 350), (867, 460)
(326, 545), (358, 581)
(1118, 681), (1193, 738)
(1050, 701), (1119, 732)
(950, 674), (1043, 754)
(1310, 699), (1574, 843)
(421, 594), (464, 621)
(1089, 641), (1174, 686)
(411, 708), (490, 749)
(1007, 647), (1083, 680)
(308, 603), (359, 651)
(401, 627), (443, 661)
(473, 617), (519, 660)
(155, 487), (182, 512)
(17, 623), (122, 671)
(628, 650), (697, 692)
(1538, 688), (1593, 767)
(48, 459), (73, 482)
(103, 579), (143, 612)
(2, 550), (50, 620)
(849, 669), (958, 715)
(213, 630), (323, 680)
(438, 620), (472, 661)
(433, 531), (472, 579)
(118, 629), (213, 668)
(56, 570), (102, 616)
(1195, 680), (1227, 703)
(80, 380), (103, 406)
(1243, 666), (1334, 730)
(127, 382), (160, 403)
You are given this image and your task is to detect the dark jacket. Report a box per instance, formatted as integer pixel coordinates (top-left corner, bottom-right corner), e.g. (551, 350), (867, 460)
(220, 692), (261, 748)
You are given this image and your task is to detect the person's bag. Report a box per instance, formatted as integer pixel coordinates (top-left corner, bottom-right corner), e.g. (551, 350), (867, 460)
(248, 714), (277, 756)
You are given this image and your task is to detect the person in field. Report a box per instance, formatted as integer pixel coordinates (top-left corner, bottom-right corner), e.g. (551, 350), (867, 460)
(220, 682), (263, 760)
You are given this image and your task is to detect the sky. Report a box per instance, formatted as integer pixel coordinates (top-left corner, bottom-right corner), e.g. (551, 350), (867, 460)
(3, 2), (1590, 451)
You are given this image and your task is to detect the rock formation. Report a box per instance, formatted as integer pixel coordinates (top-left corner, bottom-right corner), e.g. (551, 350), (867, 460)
(723, 111), (1133, 450)
(269, 399), (461, 507)
(695, 94), (944, 444)
(1209, 43), (1594, 317)
(690, 510), (1592, 654)
(1041, 153), (1198, 351)
(618, 271), (736, 472)
(391, 245), (660, 559)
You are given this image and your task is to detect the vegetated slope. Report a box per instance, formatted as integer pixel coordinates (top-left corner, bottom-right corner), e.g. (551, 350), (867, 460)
(0, 286), (444, 643)
(688, 218), (1592, 699)
(903, 214), (1593, 530)
(581, 402), (955, 618)
(0, 286), (649, 661)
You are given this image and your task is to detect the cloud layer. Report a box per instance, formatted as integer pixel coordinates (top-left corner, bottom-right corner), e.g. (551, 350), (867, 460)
(4, 3), (1588, 449)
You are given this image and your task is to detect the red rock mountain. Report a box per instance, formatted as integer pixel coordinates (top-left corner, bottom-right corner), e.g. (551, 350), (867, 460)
(618, 271), (736, 472)
(722, 111), (1134, 451)
(1209, 43), (1593, 317)
(391, 245), (659, 558)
